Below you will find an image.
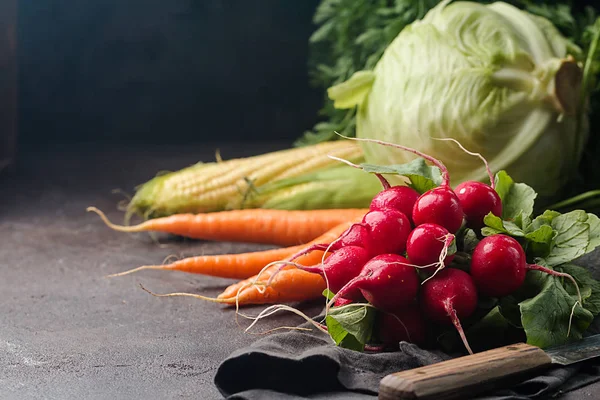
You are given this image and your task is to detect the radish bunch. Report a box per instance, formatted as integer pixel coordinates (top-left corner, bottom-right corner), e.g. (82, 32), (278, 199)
(294, 137), (585, 355)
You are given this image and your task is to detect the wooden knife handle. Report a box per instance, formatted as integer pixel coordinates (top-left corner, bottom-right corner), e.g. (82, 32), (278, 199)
(379, 343), (552, 400)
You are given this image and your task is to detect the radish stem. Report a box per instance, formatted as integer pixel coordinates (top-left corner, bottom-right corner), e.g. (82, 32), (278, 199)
(527, 264), (582, 304)
(433, 137), (494, 188)
(334, 133), (451, 187)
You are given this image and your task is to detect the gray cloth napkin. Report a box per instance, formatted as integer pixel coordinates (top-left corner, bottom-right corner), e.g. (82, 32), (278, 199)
(214, 317), (600, 400)
(215, 252), (600, 399)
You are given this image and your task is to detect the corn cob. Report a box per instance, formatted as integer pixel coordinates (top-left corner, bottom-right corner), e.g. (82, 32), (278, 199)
(126, 141), (368, 219)
(240, 164), (382, 210)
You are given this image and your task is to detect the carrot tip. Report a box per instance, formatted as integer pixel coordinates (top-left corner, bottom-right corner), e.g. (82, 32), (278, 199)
(139, 283), (230, 304)
(105, 265), (165, 278)
(87, 206), (144, 233)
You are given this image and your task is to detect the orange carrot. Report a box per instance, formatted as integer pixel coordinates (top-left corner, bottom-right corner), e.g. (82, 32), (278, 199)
(141, 266), (326, 306)
(87, 207), (367, 247)
(216, 242), (334, 303)
(219, 268), (326, 305)
(107, 219), (358, 279)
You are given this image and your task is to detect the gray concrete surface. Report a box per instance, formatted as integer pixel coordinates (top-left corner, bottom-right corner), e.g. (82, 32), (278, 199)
(1, 143), (599, 399)
(0, 143), (324, 399)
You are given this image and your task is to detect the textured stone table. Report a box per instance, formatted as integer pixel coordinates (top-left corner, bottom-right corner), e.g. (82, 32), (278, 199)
(1, 143), (599, 399)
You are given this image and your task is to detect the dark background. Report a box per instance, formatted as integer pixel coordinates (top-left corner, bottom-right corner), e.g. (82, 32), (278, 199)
(16, 0), (322, 151)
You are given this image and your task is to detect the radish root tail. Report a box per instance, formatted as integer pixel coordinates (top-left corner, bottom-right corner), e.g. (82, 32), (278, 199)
(567, 300), (580, 338)
(444, 299), (474, 355)
(387, 311), (412, 343)
(243, 304), (329, 336)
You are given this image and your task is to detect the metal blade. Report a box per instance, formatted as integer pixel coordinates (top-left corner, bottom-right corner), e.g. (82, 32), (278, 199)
(546, 334), (600, 366)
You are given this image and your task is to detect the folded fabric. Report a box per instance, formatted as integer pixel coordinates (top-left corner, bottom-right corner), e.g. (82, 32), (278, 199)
(214, 315), (600, 400)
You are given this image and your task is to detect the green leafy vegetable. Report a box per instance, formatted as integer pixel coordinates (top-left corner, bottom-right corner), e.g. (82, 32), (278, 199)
(322, 288), (335, 301)
(465, 170), (600, 349)
(528, 210), (561, 232)
(463, 306), (523, 352)
(481, 213), (525, 237)
(498, 295), (524, 328)
(481, 172), (600, 265)
(324, 1), (589, 198)
(558, 263), (600, 316)
(325, 305), (376, 351)
(519, 274), (593, 348)
(524, 225), (556, 258)
(494, 171), (537, 221)
(545, 211), (591, 266)
(302, 0), (600, 207)
(586, 213), (600, 251)
(359, 157), (443, 193)
(462, 228), (480, 253)
(298, 0), (440, 147)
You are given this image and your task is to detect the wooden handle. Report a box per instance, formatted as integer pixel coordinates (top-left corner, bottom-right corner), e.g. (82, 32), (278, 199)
(379, 343), (552, 400)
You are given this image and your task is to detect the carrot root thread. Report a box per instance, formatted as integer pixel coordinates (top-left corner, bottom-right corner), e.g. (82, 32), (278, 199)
(107, 265), (171, 278)
(87, 206), (147, 233)
(139, 283), (229, 304)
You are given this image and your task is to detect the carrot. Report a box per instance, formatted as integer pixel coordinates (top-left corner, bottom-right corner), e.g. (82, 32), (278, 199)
(140, 267), (326, 306)
(219, 268), (326, 305)
(87, 207), (368, 247)
(107, 219), (358, 279)
(134, 222), (345, 306)
(216, 245), (332, 303)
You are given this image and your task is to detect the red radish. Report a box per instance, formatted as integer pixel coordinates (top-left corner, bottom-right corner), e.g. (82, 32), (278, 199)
(369, 186), (420, 224)
(378, 307), (426, 348)
(406, 223), (455, 272)
(338, 223), (372, 249)
(288, 210), (411, 261)
(420, 268), (478, 354)
(455, 181), (502, 229)
(470, 235), (526, 298)
(471, 235), (582, 304)
(361, 209), (411, 255)
(296, 246), (370, 293)
(334, 135), (465, 233)
(287, 223), (371, 261)
(412, 186), (464, 233)
(434, 137), (500, 230)
(287, 209), (411, 270)
(334, 254), (420, 310)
